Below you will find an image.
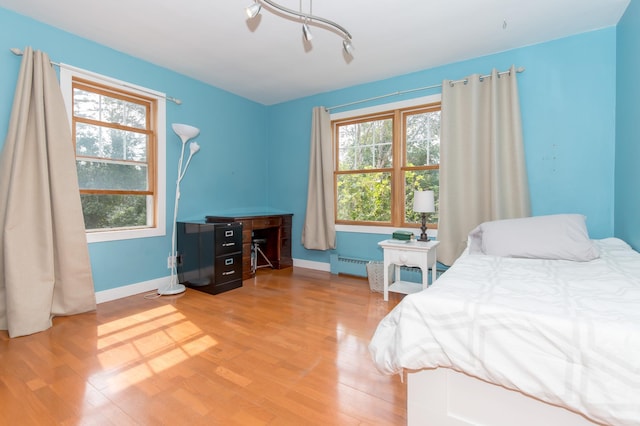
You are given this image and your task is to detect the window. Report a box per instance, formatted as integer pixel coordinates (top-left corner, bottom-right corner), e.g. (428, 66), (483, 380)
(60, 67), (166, 243)
(333, 100), (440, 229)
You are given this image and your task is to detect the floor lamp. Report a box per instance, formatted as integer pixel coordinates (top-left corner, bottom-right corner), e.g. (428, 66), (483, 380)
(413, 190), (435, 242)
(158, 123), (201, 296)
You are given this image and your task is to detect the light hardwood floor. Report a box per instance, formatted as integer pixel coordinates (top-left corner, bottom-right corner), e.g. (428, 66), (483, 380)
(0, 267), (407, 425)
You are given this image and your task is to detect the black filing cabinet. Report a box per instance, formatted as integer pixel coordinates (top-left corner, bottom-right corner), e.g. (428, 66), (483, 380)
(177, 221), (243, 295)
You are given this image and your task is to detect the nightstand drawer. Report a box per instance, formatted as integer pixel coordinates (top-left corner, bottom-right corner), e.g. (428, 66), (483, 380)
(385, 248), (429, 267)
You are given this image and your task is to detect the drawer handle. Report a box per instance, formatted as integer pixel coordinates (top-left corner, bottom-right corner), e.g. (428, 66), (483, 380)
(225, 258), (234, 265)
(399, 254), (408, 263)
(222, 270), (235, 276)
(222, 242), (235, 247)
(225, 230), (234, 237)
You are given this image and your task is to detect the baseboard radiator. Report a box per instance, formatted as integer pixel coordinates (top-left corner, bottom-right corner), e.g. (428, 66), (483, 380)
(329, 254), (423, 281)
(329, 254), (371, 277)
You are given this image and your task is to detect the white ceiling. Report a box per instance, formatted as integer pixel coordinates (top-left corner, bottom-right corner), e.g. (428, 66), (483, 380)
(0, 0), (630, 105)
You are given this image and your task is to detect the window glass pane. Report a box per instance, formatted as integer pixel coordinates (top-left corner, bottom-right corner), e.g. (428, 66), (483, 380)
(77, 160), (148, 191)
(76, 122), (147, 162)
(73, 88), (147, 129)
(406, 111), (440, 166)
(338, 119), (392, 171)
(337, 172), (391, 222)
(404, 169), (439, 224)
(81, 194), (148, 230)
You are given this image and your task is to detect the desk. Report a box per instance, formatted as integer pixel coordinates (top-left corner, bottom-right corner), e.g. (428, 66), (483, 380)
(206, 212), (292, 280)
(378, 239), (440, 301)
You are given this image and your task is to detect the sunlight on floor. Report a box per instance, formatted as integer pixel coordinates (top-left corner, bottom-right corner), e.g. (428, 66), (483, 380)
(95, 304), (218, 392)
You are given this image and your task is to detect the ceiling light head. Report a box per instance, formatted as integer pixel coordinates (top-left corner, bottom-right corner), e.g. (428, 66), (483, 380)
(342, 38), (354, 56)
(302, 21), (313, 41)
(245, 2), (262, 19)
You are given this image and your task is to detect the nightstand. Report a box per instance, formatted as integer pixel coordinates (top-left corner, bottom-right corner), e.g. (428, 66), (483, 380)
(378, 239), (440, 301)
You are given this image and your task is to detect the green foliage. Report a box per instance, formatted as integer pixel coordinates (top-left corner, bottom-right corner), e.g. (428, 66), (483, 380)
(73, 85), (151, 230)
(337, 173), (391, 222)
(336, 108), (440, 224)
(81, 194), (147, 230)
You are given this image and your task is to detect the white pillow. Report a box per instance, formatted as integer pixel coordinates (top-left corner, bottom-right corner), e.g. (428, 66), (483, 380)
(468, 214), (600, 261)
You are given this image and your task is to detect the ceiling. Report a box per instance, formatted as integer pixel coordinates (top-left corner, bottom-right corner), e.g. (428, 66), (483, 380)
(0, 0), (630, 105)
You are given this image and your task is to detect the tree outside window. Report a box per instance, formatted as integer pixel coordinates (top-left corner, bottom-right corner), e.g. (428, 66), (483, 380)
(72, 78), (157, 231)
(334, 103), (440, 228)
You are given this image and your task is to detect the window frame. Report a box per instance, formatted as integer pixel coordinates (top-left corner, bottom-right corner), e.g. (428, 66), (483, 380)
(60, 66), (166, 243)
(331, 94), (441, 234)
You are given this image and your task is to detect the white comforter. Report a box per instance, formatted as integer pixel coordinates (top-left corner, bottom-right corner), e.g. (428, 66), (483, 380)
(369, 238), (640, 426)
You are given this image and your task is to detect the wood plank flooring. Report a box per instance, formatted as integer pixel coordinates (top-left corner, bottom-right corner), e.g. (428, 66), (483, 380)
(0, 267), (407, 425)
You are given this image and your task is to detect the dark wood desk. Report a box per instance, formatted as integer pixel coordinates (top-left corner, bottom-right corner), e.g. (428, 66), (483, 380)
(206, 212), (293, 280)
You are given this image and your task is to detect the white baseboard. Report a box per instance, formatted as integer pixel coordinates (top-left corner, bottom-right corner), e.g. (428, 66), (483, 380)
(95, 276), (170, 304)
(293, 258), (330, 272)
(95, 258), (331, 304)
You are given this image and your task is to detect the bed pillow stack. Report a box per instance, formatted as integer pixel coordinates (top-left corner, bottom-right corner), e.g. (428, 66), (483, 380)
(468, 214), (600, 261)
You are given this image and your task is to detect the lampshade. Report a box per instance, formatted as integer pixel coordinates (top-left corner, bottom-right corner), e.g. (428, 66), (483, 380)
(413, 190), (435, 213)
(172, 123), (200, 142)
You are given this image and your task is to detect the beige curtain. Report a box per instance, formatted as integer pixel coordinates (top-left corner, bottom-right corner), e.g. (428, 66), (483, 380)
(302, 106), (336, 250)
(0, 47), (96, 338)
(437, 65), (531, 265)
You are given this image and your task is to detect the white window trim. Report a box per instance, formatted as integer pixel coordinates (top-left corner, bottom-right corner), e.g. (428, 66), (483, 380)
(335, 224), (438, 240)
(331, 93), (441, 235)
(60, 65), (166, 243)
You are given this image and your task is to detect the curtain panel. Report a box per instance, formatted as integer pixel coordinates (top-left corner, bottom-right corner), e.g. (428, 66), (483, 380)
(302, 107), (336, 250)
(437, 65), (531, 266)
(0, 47), (96, 338)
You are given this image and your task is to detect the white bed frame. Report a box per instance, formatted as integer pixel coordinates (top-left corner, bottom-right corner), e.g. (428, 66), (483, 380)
(407, 368), (601, 426)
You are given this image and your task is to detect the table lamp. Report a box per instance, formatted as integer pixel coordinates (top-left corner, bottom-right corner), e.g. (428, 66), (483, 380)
(413, 190), (435, 241)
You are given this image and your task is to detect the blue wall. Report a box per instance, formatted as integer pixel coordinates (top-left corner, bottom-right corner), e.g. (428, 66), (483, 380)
(615, 0), (640, 250)
(270, 28), (618, 265)
(0, 6), (624, 292)
(0, 8), (268, 291)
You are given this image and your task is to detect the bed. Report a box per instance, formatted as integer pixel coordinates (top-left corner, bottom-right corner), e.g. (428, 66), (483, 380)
(369, 215), (640, 426)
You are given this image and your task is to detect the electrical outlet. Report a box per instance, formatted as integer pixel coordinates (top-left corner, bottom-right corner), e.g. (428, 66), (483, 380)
(167, 255), (175, 269)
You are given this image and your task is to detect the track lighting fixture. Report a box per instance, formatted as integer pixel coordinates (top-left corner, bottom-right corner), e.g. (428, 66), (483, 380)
(245, 1), (261, 19)
(342, 38), (354, 56)
(245, 0), (353, 56)
(302, 20), (313, 41)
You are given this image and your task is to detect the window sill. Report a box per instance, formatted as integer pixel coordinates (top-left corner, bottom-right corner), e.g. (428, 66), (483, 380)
(86, 226), (165, 243)
(335, 224), (438, 239)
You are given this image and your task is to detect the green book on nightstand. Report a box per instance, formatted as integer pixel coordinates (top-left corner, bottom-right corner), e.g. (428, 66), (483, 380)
(392, 230), (414, 241)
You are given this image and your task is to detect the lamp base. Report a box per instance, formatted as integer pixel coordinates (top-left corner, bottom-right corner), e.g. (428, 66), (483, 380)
(157, 283), (187, 296)
(418, 213), (429, 241)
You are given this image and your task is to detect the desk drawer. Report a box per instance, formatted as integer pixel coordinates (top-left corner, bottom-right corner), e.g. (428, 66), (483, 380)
(252, 217), (282, 229)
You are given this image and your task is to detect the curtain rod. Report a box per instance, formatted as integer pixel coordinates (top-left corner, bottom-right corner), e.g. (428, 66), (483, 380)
(9, 47), (182, 105)
(326, 66), (525, 112)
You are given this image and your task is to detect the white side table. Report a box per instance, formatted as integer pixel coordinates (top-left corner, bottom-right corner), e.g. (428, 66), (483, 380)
(378, 239), (440, 301)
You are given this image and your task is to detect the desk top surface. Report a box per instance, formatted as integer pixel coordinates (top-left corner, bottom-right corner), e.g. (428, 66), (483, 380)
(205, 211), (292, 222)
